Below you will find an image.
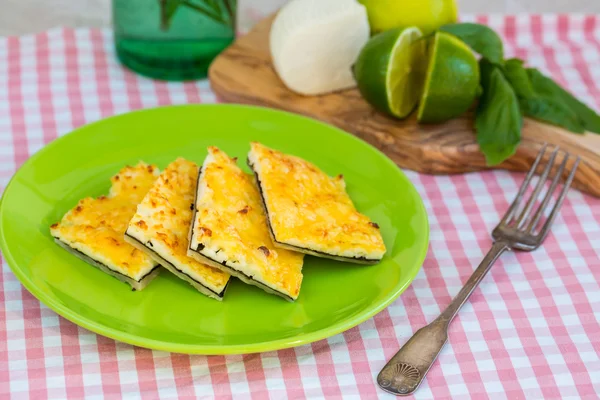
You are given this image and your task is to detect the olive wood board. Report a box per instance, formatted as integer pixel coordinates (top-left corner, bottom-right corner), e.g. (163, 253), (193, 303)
(209, 15), (600, 198)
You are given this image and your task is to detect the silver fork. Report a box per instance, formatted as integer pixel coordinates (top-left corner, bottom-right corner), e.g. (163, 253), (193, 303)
(377, 145), (580, 396)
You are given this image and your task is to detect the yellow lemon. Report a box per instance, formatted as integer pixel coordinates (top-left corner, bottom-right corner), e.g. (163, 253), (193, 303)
(359, 0), (458, 34)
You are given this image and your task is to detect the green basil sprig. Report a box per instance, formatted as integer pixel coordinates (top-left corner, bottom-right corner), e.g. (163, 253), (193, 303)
(504, 59), (584, 133)
(159, 0), (236, 30)
(440, 23), (600, 165)
(526, 68), (600, 134)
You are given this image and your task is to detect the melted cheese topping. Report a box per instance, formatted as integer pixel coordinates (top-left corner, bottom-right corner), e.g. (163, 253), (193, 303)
(50, 162), (160, 281)
(127, 158), (229, 293)
(248, 142), (386, 260)
(190, 147), (304, 299)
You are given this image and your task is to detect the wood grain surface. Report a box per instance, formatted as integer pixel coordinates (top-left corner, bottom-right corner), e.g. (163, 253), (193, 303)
(209, 16), (600, 198)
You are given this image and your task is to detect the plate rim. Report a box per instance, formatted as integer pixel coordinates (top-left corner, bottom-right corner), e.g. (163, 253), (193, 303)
(0, 104), (429, 354)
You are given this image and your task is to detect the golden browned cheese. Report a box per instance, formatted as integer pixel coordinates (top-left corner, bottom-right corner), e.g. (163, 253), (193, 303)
(190, 147), (304, 299)
(127, 158), (229, 292)
(50, 162), (160, 280)
(248, 142), (386, 261)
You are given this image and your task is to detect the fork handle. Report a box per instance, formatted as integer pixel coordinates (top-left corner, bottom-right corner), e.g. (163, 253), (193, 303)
(377, 241), (510, 396)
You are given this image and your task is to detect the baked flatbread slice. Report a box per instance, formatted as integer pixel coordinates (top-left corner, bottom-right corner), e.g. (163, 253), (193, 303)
(125, 158), (230, 300)
(248, 142), (386, 264)
(188, 147), (304, 301)
(51, 162), (161, 290)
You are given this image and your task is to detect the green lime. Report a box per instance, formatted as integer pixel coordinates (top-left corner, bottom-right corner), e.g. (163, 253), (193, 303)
(354, 27), (426, 119)
(417, 31), (480, 123)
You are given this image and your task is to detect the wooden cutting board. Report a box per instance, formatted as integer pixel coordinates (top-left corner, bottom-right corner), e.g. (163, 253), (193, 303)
(209, 16), (600, 198)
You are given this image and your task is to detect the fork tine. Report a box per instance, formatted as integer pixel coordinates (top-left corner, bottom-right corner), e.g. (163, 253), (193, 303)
(537, 157), (580, 242)
(500, 143), (549, 226)
(526, 153), (569, 233)
(515, 146), (559, 228)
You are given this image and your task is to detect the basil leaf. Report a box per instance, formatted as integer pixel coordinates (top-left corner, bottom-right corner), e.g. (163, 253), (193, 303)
(501, 61), (583, 133)
(520, 96), (585, 133)
(503, 58), (534, 98)
(527, 68), (600, 134)
(204, 0), (222, 14)
(160, 0), (182, 30)
(439, 23), (504, 65)
(476, 60), (523, 165)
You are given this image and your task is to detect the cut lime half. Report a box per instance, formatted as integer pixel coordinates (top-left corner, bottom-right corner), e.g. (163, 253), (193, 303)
(354, 27), (427, 119)
(417, 31), (480, 123)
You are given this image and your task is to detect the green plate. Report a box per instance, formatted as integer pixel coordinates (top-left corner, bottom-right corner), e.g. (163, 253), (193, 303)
(0, 105), (428, 354)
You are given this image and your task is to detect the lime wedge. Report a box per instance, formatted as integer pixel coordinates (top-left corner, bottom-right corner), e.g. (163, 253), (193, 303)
(417, 32), (480, 123)
(354, 27), (426, 119)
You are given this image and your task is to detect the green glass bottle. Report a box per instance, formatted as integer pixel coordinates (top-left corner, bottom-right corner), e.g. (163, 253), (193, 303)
(113, 0), (236, 81)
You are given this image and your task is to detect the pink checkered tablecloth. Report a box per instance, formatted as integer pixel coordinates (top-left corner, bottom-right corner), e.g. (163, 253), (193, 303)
(1, 14), (600, 399)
